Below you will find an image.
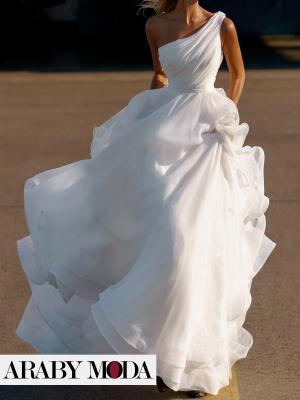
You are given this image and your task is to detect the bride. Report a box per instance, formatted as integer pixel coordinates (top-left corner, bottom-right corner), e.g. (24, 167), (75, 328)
(16, 0), (276, 398)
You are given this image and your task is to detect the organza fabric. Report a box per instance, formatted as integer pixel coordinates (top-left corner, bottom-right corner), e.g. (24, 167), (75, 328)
(16, 11), (276, 395)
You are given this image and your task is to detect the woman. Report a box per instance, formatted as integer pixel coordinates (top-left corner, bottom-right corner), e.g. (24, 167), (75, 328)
(16, 0), (276, 398)
(143, 0), (245, 104)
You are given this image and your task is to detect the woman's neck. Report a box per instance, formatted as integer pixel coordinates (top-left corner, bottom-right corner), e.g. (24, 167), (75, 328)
(173, 1), (205, 25)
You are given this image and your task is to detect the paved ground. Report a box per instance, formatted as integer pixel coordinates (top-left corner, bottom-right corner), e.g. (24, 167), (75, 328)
(0, 372), (238, 400)
(0, 70), (299, 399)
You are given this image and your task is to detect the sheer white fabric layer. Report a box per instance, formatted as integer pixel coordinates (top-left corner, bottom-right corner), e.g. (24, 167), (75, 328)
(16, 11), (276, 395)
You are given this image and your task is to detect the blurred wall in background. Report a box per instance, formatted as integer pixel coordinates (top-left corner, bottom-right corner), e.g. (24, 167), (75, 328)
(45, 0), (300, 35)
(46, 0), (79, 21)
(0, 0), (299, 70)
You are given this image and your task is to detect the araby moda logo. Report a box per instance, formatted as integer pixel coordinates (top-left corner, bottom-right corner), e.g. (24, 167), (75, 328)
(0, 355), (156, 385)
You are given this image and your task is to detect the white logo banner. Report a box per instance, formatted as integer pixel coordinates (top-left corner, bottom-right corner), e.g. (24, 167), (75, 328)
(0, 354), (157, 385)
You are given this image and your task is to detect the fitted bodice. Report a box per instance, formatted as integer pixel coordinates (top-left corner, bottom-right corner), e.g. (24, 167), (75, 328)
(158, 11), (226, 93)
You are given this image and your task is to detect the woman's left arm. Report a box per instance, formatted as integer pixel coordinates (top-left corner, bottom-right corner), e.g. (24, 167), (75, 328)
(221, 17), (246, 105)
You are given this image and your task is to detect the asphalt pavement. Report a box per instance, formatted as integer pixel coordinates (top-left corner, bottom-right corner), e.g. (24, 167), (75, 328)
(0, 69), (299, 399)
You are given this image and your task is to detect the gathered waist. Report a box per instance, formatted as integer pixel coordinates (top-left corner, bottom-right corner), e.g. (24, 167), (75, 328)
(167, 81), (215, 94)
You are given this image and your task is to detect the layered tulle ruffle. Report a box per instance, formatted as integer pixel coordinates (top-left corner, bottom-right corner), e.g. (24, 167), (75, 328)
(16, 86), (276, 395)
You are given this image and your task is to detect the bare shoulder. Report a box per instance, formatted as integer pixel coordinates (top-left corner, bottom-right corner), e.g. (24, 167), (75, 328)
(145, 15), (155, 31)
(145, 13), (171, 44)
(145, 14), (161, 34)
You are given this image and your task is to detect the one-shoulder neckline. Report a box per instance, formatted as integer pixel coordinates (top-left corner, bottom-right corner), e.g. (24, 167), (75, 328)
(158, 11), (222, 52)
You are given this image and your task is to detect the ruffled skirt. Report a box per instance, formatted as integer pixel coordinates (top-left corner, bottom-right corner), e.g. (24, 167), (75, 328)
(16, 85), (276, 395)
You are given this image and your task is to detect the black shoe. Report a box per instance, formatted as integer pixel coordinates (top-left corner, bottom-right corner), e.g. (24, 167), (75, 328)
(156, 375), (170, 392)
(186, 390), (207, 398)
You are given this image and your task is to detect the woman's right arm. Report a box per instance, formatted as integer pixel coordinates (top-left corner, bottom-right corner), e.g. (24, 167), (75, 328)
(145, 16), (169, 89)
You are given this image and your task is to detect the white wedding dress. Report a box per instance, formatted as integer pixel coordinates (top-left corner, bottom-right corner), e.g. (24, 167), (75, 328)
(16, 11), (276, 395)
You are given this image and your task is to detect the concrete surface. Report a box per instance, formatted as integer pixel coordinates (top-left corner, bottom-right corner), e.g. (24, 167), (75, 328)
(0, 69), (299, 399)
